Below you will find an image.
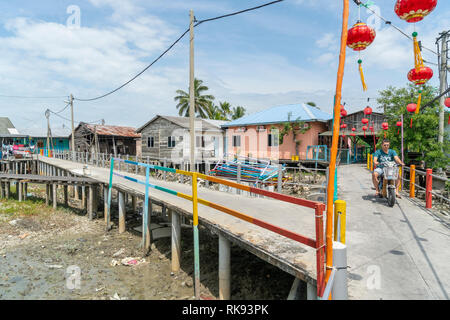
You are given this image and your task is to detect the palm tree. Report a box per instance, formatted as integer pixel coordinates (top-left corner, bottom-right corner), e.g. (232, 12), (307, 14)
(207, 101), (233, 120)
(174, 78), (215, 118)
(231, 106), (246, 120)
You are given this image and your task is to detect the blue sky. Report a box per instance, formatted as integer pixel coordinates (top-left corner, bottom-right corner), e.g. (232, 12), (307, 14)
(0, 0), (448, 135)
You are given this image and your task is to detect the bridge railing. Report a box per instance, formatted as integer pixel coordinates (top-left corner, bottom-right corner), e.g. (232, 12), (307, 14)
(106, 157), (327, 299)
(367, 161), (449, 209)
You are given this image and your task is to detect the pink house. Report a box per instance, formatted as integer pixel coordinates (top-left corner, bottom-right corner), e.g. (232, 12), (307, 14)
(221, 103), (332, 161)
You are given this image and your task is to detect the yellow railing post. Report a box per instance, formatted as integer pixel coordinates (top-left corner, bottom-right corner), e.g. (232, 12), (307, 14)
(333, 200), (346, 244)
(370, 154), (373, 171)
(367, 153), (370, 169)
(410, 165), (415, 198)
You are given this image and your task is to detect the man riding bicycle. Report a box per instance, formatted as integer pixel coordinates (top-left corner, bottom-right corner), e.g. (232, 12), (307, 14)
(372, 139), (405, 198)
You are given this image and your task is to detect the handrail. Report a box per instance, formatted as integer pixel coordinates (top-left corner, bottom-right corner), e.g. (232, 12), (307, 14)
(105, 156), (326, 299)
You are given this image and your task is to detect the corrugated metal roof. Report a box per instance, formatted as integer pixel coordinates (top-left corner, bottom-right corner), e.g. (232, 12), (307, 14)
(136, 115), (226, 133)
(222, 103), (332, 127)
(84, 124), (140, 138)
(0, 117), (16, 135)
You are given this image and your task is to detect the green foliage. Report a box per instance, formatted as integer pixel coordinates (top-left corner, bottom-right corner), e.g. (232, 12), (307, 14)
(377, 84), (450, 169)
(175, 79), (246, 121)
(274, 112), (311, 146)
(174, 78), (215, 118)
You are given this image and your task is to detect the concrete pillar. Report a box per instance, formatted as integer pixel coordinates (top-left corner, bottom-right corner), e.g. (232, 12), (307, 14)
(81, 186), (86, 209)
(5, 182), (10, 199)
(307, 282), (317, 300)
(64, 185), (68, 206)
(171, 209), (181, 272)
(52, 184), (57, 210)
(219, 234), (231, 300)
(118, 191), (125, 233)
(0, 182), (4, 199)
(18, 182), (23, 202)
(74, 183), (79, 200)
(144, 198), (151, 254)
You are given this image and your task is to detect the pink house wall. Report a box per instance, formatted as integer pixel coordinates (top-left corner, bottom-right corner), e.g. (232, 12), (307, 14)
(226, 122), (328, 161)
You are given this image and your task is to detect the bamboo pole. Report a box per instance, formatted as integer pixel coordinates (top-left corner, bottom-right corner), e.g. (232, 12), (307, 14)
(325, 0), (349, 287)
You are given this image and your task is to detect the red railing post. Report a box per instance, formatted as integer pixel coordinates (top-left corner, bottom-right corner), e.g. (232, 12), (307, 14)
(315, 203), (326, 298)
(426, 168), (433, 209)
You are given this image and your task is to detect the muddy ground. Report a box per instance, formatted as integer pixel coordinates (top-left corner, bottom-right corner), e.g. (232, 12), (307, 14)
(0, 184), (296, 300)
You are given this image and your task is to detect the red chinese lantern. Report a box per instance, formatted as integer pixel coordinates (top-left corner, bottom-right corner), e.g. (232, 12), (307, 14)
(395, 0), (438, 23)
(445, 97), (450, 125)
(361, 118), (369, 125)
(407, 103), (417, 127)
(347, 21), (376, 91)
(350, 133), (356, 137)
(341, 109), (348, 117)
(362, 126), (368, 137)
(408, 66), (433, 86)
(352, 127), (356, 132)
(364, 106), (373, 115)
(382, 122), (389, 138)
(396, 121), (403, 134)
(340, 123), (348, 129)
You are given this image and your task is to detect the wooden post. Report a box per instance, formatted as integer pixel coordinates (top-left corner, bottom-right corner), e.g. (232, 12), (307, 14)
(45, 184), (49, 206)
(118, 191), (125, 233)
(143, 167), (151, 255)
(88, 185), (94, 220)
(104, 185), (108, 222)
(5, 182), (9, 199)
(64, 185), (68, 206)
(171, 209), (181, 272)
(0, 181), (4, 199)
(132, 195), (137, 213)
(82, 185), (86, 209)
(410, 165), (416, 198)
(23, 183), (27, 201)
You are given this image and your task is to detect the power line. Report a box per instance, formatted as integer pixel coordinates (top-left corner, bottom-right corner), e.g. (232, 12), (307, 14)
(352, 0), (439, 56)
(0, 94), (67, 99)
(74, 0), (285, 102)
(49, 102), (71, 115)
(48, 109), (103, 125)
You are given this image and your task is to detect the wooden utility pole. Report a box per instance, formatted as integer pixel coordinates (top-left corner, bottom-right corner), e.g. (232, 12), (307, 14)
(189, 9), (195, 172)
(70, 94), (75, 160)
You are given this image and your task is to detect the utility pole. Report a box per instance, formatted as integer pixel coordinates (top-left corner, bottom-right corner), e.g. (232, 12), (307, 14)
(189, 9), (195, 172)
(45, 109), (51, 155)
(438, 32), (448, 144)
(70, 94), (75, 160)
(437, 31), (449, 173)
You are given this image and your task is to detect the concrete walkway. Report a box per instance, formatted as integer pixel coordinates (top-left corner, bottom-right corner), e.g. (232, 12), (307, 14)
(339, 164), (450, 300)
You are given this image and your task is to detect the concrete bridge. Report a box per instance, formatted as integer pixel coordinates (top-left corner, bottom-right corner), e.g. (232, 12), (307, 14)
(7, 155), (449, 300)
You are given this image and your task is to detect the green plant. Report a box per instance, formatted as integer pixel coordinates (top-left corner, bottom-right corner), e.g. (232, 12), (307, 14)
(377, 84), (450, 169)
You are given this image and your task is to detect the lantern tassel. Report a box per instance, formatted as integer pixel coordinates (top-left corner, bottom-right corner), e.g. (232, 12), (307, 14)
(410, 117), (413, 128)
(358, 60), (367, 91)
(448, 114), (450, 125)
(413, 32), (424, 71)
(415, 91), (422, 114)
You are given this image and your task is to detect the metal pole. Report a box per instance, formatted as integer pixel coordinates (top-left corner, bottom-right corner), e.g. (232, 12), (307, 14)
(106, 158), (114, 231)
(189, 9), (195, 172)
(118, 191), (125, 233)
(70, 94), (75, 161)
(218, 234), (231, 300)
(331, 241), (348, 300)
(143, 167), (150, 254)
(401, 114), (404, 190)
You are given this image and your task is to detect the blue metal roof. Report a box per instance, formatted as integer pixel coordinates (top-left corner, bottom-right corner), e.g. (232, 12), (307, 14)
(222, 103), (332, 127)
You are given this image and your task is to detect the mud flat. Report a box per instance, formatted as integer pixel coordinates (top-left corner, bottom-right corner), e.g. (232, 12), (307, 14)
(0, 185), (296, 300)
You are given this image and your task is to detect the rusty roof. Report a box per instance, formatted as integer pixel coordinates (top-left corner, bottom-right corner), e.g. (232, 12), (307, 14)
(83, 123), (140, 138)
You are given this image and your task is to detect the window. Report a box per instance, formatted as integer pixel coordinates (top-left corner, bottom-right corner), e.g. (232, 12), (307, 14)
(168, 136), (176, 148)
(268, 133), (279, 147)
(147, 136), (155, 148)
(232, 135), (241, 147)
(196, 136), (205, 148)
